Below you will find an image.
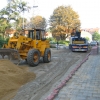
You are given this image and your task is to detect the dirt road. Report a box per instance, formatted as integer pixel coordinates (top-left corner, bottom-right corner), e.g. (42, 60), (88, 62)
(11, 47), (90, 100)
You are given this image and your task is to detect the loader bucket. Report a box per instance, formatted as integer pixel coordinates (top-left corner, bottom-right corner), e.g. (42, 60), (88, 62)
(0, 48), (21, 64)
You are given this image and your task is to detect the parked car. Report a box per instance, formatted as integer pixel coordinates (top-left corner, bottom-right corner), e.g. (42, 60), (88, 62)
(90, 41), (97, 46)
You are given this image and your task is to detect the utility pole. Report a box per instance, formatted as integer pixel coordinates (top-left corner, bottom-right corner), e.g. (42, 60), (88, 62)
(22, 10), (24, 29)
(31, 6), (38, 28)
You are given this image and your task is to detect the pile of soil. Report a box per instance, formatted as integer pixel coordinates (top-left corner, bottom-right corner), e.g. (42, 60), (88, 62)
(0, 59), (36, 100)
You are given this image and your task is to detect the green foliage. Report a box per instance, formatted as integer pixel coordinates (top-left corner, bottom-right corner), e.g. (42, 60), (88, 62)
(85, 37), (90, 41)
(47, 37), (69, 48)
(0, 0), (30, 32)
(0, 18), (11, 36)
(0, 36), (9, 48)
(47, 37), (56, 41)
(92, 32), (100, 41)
(5, 37), (9, 43)
(47, 37), (56, 48)
(58, 40), (69, 45)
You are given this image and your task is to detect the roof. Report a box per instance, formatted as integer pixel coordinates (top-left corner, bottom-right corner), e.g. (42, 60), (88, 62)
(23, 28), (45, 31)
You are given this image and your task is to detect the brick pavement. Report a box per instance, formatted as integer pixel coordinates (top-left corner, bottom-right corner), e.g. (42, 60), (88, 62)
(54, 52), (100, 100)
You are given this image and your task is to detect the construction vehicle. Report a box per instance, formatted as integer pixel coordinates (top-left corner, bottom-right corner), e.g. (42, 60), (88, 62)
(0, 29), (51, 66)
(69, 29), (88, 52)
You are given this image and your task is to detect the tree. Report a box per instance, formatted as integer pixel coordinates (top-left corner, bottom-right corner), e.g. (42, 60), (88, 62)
(30, 15), (47, 29)
(0, 0), (20, 23)
(49, 6), (81, 40)
(0, 0), (30, 34)
(92, 32), (100, 41)
(0, 0), (30, 27)
(0, 17), (11, 39)
(17, 0), (30, 29)
(85, 37), (90, 41)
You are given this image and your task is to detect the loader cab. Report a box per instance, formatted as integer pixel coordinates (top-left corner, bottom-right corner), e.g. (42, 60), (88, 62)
(27, 29), (46, 40)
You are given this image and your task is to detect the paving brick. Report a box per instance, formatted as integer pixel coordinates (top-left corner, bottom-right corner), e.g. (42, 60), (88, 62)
(93, 93), (100, 97)
(76, 96), (87, 100)
(83, 92), (92, 97)
(54, 54), (100, 100)
(70, 96), (77, 100)
(87, 96), (100, 100)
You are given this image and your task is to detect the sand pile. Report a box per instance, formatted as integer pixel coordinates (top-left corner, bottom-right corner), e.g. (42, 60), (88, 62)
(0, 59), (36, 100)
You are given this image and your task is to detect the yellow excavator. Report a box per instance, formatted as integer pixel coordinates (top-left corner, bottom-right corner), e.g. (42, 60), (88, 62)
(0, 29), (51, 66)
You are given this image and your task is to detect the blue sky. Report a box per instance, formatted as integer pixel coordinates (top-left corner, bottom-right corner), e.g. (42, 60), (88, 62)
(0, 0), (100, 29)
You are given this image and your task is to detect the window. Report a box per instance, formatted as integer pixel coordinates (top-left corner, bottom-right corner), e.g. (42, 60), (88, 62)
(28, 31), (35, 39)
(41, 30), (45, 38)
(36, 30), (40, 40)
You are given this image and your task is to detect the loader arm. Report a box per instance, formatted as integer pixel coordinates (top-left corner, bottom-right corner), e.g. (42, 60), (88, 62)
(0, 35), (32, 63)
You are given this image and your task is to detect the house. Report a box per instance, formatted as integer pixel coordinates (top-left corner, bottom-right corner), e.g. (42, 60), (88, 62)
(45, 32), (52, 38)
(98, 28), (100, 34)
(5, 29), (16, 37)
(81, 31), (92, 42)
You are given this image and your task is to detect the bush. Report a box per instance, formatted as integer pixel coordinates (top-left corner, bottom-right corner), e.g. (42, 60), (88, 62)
(47, 37), (69, 46)
(47, 37), (56, 43)
(58, 40), (69, 46)
(0, 36), (9, 48)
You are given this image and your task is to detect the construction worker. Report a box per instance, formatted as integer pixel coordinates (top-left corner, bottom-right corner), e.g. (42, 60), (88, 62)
(57, 41), (59, 50)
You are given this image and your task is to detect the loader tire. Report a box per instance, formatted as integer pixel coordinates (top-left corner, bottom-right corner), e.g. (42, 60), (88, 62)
(43, 48), (51, 63)
(27, 49), (40, 66)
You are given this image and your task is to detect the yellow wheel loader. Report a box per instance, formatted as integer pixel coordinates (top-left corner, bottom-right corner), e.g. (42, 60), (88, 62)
(0, 29), (51, 66)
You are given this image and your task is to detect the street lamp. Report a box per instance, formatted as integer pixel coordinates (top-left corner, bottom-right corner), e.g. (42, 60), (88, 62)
(31, 6), (38, 28)
(22, 15), (24, 29)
